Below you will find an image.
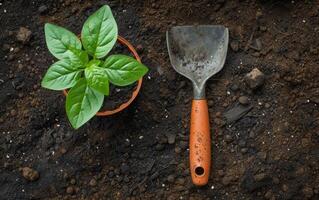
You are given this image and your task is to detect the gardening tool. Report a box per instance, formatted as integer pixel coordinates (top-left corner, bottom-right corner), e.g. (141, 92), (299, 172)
(166, 25), (229, 186)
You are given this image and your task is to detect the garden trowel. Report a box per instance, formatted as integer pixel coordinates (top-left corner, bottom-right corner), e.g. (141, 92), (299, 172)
(166, 25), (228, 186)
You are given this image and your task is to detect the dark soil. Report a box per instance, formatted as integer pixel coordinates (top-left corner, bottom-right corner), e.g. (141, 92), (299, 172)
(103, 82), (137, 111)
(1, 0), (319, 200)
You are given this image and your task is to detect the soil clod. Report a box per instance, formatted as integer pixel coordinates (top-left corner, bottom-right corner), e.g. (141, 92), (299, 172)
(16, 27), (32, 44)
(245, 68), (265, 89)
(230, 40), (239, 52)
(20, 167), (39, 181)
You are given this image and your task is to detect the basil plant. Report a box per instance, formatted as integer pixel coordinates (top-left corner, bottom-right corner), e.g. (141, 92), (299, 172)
(41, 5), (148, 129)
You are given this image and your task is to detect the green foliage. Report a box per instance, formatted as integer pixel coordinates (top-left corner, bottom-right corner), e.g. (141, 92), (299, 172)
(66, 78), (104, 129)
(102, 55), (148, 86)
(81, 5), (118, 59)
(41, 59), (82, 90)
(42, 5), (148, 129)
(85, 63), (110, 95)
(44, 23), (82, 60)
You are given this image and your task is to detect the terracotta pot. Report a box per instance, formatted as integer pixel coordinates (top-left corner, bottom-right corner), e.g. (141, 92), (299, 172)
(63, 35), (143, 116)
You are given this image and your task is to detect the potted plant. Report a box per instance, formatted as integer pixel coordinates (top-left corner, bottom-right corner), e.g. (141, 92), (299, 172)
(41, 5), (148, 129)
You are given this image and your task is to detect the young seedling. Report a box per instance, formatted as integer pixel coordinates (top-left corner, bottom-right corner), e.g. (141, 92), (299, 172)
(41, 5), (148, 129)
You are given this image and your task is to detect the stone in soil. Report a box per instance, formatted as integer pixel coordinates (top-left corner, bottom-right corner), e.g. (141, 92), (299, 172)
(241, 172), (272, 192)
(38, 5), (48, 14)
(167, 175), (175, 183)
(165, 133), (176, 144)
(241, 148), (248, 154)
(155, 144), (165, 151)
(16, 27), (32, 44)
(302, 186), (314, 198)
(89, 178), (97, 186)
(225, 134), (233, 143)
(282, 184), (289, 192)
(174, 146), (182, 154)
(20, 167), (39, 181)
(230, 84), (239, 91)
(175, 177), (186, 185)
(254, 173), (266, 182)
(250, 38), (262, 51)
(238, 96), (249, 105)
(264, 190), (272, 199)
(230, 40), (239, 52)
(245, 68), (265, 89)
(66, 186), (74, 194)
(70, 179), (76, 185)
(264, 103), (271, 108)
(136, 44), (144, 53)
(222, 176), (233, 186)
(217, 170), (225, 177)
(257, 151), (267, 161)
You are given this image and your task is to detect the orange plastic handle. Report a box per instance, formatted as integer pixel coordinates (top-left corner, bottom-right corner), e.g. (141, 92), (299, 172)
(190, 99), (211, 186)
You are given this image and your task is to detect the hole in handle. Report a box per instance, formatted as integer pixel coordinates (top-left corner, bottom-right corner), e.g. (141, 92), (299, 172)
(195, 166), (205, 176)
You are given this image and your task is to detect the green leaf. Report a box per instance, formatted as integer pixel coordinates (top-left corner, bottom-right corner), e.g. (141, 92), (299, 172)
(45, 23), (82, 60)
(41, 59), (82, 90)
(86, 59), (101, 68)
(68, 48), (89, 68)
(81, 5), (118, 59)
(85, 65), (109, 95)
(66, 78), (104, 129)
(101, 55), (148, 86)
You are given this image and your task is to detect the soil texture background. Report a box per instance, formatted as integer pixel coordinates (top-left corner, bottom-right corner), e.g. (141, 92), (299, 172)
(0, 0), (318, 199)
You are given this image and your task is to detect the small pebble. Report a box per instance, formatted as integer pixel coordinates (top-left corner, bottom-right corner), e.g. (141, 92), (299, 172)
(175, 178), (186, 185)
(16, 27), (32, 44)
(265, 103), (271, 108)
(302, 186), (314, 198)
(70, 179), (76, 185)
(175, 146), (181, 154)
(230, 40), (239, 52)
(264, 190), (272, 199)
(66, 186), (74, 194)
(208, 100), (214, 106)
(241, 148), (248, 154)
(108, 171), (115, 178)
(225, 134), (233, 143)
(217, 170), (224, 177)
(89, 178), (97, 187)
(245, 68), (265, 89)
(136, 44), (143, 53)
(10, 109), (17, 116)
(230, 84), (239, 91)
(273, 177), (280, 184)
(38, 5), (48, 14)
(282, 184), (289, 192)
(238, 96), (249, 105)
(20, 167), (39, 181)
(166, 133), (176, 144)
(222, 176), (232, 186)
(167, 175), (175, 183)
(254, 173), (266, 182)
(155, 144), (165, 151)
